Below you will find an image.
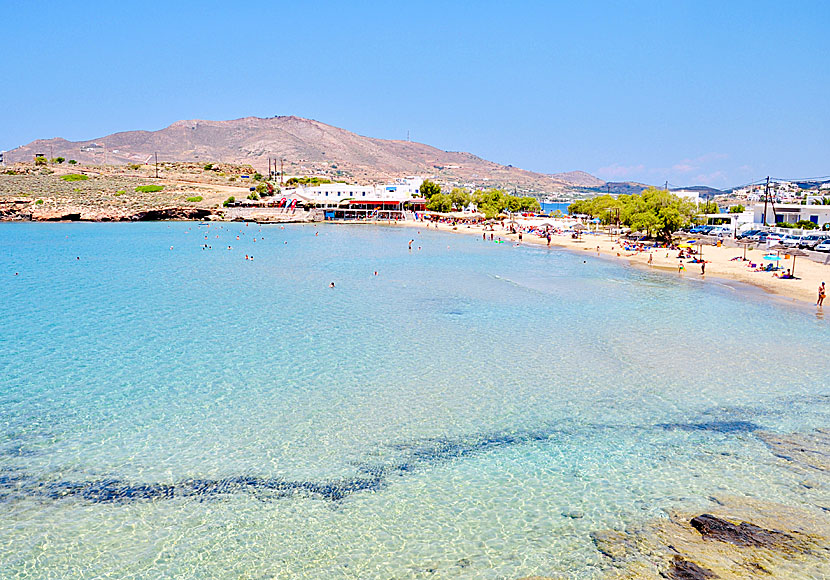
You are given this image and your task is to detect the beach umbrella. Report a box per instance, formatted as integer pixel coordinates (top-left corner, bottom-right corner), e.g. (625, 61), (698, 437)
(736, 239), (754, 260)
(685, 236), (704, 259)
(785, 248), (808, 277)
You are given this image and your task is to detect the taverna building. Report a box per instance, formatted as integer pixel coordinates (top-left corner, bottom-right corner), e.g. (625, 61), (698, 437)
(288, 177), (427, 219)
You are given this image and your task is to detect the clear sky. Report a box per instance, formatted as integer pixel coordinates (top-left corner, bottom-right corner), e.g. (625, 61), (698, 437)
(2, 1), (828, 188)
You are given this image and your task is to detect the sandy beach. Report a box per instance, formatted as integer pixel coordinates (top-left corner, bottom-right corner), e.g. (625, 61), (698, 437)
(393, 218), (829, 308)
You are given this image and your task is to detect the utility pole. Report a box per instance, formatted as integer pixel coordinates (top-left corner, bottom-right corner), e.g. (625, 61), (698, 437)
(155, 152), (159, 179)
(280, 158), (284, 185)
(665, 180), (668, 191)
(762, 176), (770, 226)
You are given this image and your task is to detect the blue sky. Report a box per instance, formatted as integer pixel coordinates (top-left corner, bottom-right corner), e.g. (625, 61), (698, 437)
(2, 1), (828, 188)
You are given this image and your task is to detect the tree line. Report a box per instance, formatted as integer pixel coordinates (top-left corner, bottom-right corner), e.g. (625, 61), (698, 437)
(567, 188), (701, 241)
(419, 180), (540, 218)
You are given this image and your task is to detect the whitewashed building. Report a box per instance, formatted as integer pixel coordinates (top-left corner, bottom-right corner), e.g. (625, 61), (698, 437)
(752, 203), (830, 228)
(288, 177), (424, 208)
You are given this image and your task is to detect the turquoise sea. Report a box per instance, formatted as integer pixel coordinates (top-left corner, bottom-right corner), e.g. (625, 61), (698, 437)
(1, 222), (828, 579)
(539, 202), (571, 214)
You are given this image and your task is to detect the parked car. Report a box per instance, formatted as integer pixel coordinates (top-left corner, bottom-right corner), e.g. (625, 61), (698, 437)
(708, 226), (733, 238)
(814, 239), (830, 252)
(799, 234), (830, 250)
(689, 225), (714, 234)
(737, 229), (762, 239)
(754, 232), (782, 244)
(781, 234), (803, 247)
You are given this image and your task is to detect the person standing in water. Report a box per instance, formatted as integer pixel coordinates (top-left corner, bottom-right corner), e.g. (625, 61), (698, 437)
(818, 281), (826, 306)
(408, 239), (414, 250)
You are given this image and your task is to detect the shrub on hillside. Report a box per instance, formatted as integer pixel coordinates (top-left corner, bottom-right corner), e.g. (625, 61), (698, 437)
(60, 174), (89, 182)
(135, 185), (164, 193)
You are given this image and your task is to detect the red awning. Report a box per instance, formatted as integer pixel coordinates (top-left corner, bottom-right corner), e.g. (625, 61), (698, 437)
(348, 200), (403, 205)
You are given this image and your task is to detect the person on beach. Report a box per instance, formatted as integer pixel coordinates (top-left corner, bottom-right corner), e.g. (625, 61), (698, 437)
(518, 231), (523, 242)
(818, 282), (826, 306)
(648, 253), (653, 265)
(701, 261), (705, 276)
(546, 233), (551, 247)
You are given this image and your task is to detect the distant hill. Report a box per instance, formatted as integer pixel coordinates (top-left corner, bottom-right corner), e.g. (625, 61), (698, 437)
(572, 181), (652, 196)
(5, 116), (605, 195)
(548, 170), (605, 188)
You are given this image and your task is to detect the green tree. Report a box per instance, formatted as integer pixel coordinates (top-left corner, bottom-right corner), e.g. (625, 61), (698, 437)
(729, 204), (745, 213)
(247, 192), (260, 200)
(611, 187), (696, 240)
(699, 199), (719, 214)
(449, 187), (471, 209)
(54, 157), (65, 164)
(68, 159), (77, 165)
(426, 193), (452, 213)
(518, 196), (541, 212)
(255, 183), (266, 195)
(223, 196), (235, 206)
(419, 179), (442, 199)
(34, 156), (47, 166)
(567, 195), (623, 222)
(253, 172), (263, 181)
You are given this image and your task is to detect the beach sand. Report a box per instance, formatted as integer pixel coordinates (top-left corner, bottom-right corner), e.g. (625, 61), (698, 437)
(394, 219), (828, 308)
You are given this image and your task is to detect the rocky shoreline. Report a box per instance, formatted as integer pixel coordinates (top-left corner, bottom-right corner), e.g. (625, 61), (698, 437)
(578, 428), (830, 580)
(0, 198), (216, 222)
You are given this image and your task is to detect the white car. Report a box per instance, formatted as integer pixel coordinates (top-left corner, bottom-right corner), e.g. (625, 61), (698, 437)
(708, 226), (733, 238)
(814, 239), (830, 252)
(799, 234), (830, 249)
(781, 234), (803, 247)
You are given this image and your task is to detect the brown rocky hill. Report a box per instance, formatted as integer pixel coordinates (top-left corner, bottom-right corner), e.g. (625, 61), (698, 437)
(5, 116), (603, 194)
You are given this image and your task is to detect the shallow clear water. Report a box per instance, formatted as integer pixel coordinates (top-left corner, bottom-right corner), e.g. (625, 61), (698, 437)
(0, 222), (828, 579)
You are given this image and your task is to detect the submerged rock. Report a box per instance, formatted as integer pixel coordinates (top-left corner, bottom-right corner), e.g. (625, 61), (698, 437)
(689, 514), (810, 553)
(590, 530), (633, 562)
(591, 496), (830, 579)
(664, 556), (718, 580)
(757, 429), (830, 474)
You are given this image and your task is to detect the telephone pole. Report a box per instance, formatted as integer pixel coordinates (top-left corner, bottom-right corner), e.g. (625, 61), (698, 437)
(762, 176), (770, 226)
(155, 152), (159, 179)
(280, 158), (284, 185)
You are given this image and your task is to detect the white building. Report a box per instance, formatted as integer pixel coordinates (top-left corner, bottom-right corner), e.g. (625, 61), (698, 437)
(672, 189), (701, 205)
(752, 203), (830, 228)
(287, 177), (424, 208)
